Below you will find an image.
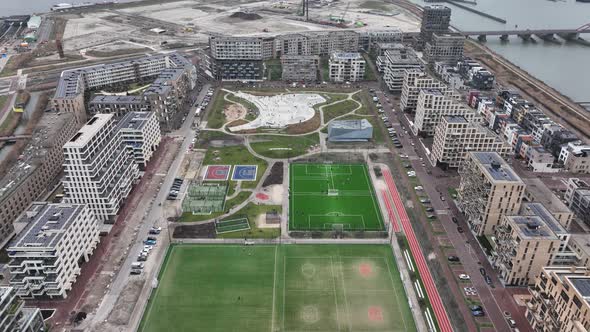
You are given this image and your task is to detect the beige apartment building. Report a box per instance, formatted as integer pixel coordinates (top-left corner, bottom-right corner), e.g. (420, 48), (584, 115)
(492, 203), (568, 286)
(413, 89), (470, 136)
(458, 152), (526, 236)
(399, 69), (451, 112)
(430, 116), (511, 168)
(0, 111), (77, 248)
(526, 266), (590, 332)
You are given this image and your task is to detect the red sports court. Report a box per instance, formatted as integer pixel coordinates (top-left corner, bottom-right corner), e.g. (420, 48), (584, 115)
(203, 165), (231, 181)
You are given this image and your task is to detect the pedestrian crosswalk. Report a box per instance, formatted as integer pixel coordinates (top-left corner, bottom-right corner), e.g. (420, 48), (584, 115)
(0, 79), (12, 95)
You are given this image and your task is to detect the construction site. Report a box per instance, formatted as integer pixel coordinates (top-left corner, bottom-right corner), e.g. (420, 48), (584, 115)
(53, 0), (419, 55)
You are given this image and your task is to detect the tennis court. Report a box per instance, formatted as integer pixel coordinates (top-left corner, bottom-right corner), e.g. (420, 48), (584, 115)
(139, 244), (416, 332)
(182, 183), (228, 214)
(289, 163), (384, 231)
(216, 217), (250, 234)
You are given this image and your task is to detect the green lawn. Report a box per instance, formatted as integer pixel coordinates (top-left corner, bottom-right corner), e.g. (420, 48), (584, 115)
(203, 145), (267, 189)
(353, 91), (377, 115)
(362, 53), (377, 81)
(322, 99), (359, 123)
(139, 244), (416, 332)
(0, 95), (8, 111)
(265, 58), (283, 80)
(289, 163), (384, 231)
(206, 91), (228, 129)
(249, 133), (319, 158)
(218, 202), (281, 239)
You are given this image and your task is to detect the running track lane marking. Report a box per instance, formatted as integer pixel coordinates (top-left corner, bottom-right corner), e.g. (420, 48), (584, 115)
(383, 169), (453, 332)
(380, 189), (400, 232)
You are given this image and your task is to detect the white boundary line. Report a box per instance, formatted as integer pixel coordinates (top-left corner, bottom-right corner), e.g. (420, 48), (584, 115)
(383, 257), (409, 332)
(270, 245), (278, 332)
(203, 164), (231, 181)
(330, 257), (342, 332)
(338, 256), (353, 331)
(231, 164), (258, 182)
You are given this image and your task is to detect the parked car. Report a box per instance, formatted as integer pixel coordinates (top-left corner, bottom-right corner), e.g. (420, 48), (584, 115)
(459, 274), (471, 280)
(457, 226), (464, 233)
(452, 217), (458, 223)
(425, 207), (434, 212)
(414, 186), (423, 190)
(485, 275), (493, 285)
(427, 214), (436, 219)
(130, 269), (142, 275)
(469, 305), (483, 311)
(137, 255), (147, 262)
(147, 236), (157, 242)
(471, 310), (485, 317)
(448, 256), (460, 262)
(480, 268), (487, 276)
(144, 239), (156, 246)
(419, 198), (430, 204)
(507, 318), (516, 327)
(131, 262), (144, 269)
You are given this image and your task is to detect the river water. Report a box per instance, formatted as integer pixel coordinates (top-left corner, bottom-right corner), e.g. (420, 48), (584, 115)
(0, 0), (137, 16)
(410, 0), (590, 102)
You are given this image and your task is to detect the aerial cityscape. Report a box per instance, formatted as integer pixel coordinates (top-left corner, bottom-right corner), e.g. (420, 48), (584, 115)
(0, 0), (589, 331)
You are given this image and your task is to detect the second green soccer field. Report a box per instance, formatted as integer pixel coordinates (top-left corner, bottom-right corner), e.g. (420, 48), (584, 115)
(289, 163), (385, 231)
(139, 244), (416, 332)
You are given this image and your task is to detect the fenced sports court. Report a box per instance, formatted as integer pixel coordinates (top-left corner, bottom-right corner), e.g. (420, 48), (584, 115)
(182, 183), (228, 215)
(215, 217), (250, 234)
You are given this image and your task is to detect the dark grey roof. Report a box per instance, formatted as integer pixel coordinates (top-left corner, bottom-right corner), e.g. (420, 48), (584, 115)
(445, 116), (468, 123)
(116, 111), (152, 131)
(511, 215), (557, 239)
(521, 203), (567, 235)
(89, 95), (144, 105)
(570, 278), (590, 298)
(9, 203), (86, 249)
(472, 152), (522, 182)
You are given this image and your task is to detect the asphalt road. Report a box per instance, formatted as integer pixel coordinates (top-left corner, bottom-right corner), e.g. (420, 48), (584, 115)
(374, 89), (530, 332)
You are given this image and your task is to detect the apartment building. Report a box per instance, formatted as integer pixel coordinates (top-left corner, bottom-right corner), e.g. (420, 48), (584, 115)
(0, 111), (77, 248)
(53, 53), (196, 125)
(419, 5), (451, 45)
(381, 46), (424, 92)
(274, 30), (359, 57)
(458, 152), (526, 236)
(413, 88), (468, 136)
(424, 33), (465, 64)
(492, 203), (568, 286)
(568, 234), (590, 268)
(565, 178), (590, 228)
(433, 61), (466, 90)
(329, 52), (365, 83)
(541, 124), (579, 157)
(117, 111), (161, 170)
(88, 95), (146, 116)
(209, 36), (274, 60)
(521, 177), (574, 230)
(358, 29), (403, 51)
(559, 141), (590, 174)
(400, 69), (448, 111)
(63, 114), (139, 224)
(0, 286), (45, 332)
(7, 202), (100, 299)
(281, 55), (319, 81)
(525, 146), (558, 173)
(430, 116), (511, 168)
(526, 266), (590, 332)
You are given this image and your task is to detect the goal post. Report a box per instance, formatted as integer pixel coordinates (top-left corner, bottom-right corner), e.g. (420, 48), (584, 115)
(327, 189), (339, 196)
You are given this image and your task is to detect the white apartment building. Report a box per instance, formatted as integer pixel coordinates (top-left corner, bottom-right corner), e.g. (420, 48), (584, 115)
(329, 52), (366, 83)
(458, 152), (526, 236)
(400, 69), (448, 111)
(382, 46), (424, 92)
(7, 203), (100, 299)
(559, 141), (590, 174)
(413, 88), (470, 136)
(0, 286), (45, 332)
(430, 116), (511, 168)
(63, 114), (139, 223)
(117, 111), (162, 170)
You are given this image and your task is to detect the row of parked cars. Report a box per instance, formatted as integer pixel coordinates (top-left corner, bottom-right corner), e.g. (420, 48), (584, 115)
(167, 178), (184, 200)
(131, 226), (162, 275)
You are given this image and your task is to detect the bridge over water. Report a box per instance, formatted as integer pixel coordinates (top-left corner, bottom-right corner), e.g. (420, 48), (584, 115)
(458, 23), (590, 42)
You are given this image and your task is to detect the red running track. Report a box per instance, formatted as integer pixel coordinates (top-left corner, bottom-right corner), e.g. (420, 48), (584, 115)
(383, 169), (453, 332)
(380, 189), (401, 232)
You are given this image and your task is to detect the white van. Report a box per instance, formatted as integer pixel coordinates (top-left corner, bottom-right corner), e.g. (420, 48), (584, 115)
(131, 262), (144, 269)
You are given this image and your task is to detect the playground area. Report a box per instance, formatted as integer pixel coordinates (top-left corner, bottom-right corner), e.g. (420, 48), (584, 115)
(225, 90), (325, 132)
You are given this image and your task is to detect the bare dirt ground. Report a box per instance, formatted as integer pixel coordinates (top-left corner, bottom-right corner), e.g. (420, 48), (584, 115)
(256, 213), (281, 229)
(224, 103), (247, 122)
(256, 184), (284, 205)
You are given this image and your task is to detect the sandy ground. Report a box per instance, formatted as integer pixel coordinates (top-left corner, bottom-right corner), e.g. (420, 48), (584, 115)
(224, 103), (247, 122)
(256, 184), (283, 205)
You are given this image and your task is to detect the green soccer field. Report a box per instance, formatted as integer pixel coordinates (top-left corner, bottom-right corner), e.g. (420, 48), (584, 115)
(139, 244), (416, 332)
(289, 163), (385, 231)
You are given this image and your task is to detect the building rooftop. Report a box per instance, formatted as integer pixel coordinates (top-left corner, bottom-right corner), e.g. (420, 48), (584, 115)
(521, 202), (567, 235)
(570, 277), (590, 299)
(329, 119), (372, 130)
(9, 203), (86, 249)
(471, 152), (522, 183)
(508, 215), (558, 239)
(64, 114), (113, 149)
(117, 111), (153, 131)
(444, 116), (468, 124)
(522, 177), (572, 214)
(0, 111), (74, 201)
(569, 233), (590, 259)
(384, 47), (421, 64)
(331, 52), (362, 60)
(89, 95), (145, 105)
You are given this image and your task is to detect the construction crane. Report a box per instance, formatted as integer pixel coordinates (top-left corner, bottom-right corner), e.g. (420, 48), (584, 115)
(340, 2), (350, 24)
